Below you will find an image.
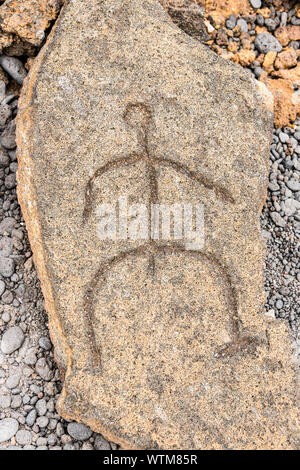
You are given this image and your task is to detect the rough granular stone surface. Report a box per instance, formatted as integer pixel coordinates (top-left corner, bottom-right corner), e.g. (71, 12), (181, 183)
(16, 0), (299, 450)
(0, 0), (64, 46)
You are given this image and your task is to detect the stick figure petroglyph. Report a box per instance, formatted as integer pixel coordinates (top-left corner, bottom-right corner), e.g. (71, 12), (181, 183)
(81, 103), (258, 373)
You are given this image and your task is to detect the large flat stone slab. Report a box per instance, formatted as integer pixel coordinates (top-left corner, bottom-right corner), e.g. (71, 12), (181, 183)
(16, 0), (299, 449)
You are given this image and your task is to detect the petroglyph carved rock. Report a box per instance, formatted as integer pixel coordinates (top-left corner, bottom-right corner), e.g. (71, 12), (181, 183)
(17, 0), (299, 449)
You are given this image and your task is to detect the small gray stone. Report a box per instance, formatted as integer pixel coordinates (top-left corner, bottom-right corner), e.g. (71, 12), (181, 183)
(26, 409), (37, 427)
(0, 236), (14, 256)
(38, 336), (52, 351)
(36, 437), (48, 446)
(282, 198), (300, 217)
(0, 417), (19, 443)
(0, 56), (27, 85)
(36, 416), (49, 428)
(270, 212), (286, 228)
(286, 180), (300, 192)
(280, 12), (287, 27)
(67, 422), (93, 441)
(0, 80), (6, 102)
(0, 393), (11, 409)
(276, 299), (284, 309)
(35, 357), (53, 381)
(94, 434), (111, 450)
(5, 173), (16, 189)
(24, 347), (37, 366)
(279, 132), (289, 143)
(0, 217), (16, 234)
(250, 0), (261, 8)
(0, 104), (11, 128)
(2, 310), (11, 322)
(15, 429), (32, 446)
(0, 280), (5, 296)
(47, 433), (57, 446)
(6, 372), (20, 389)
(0, 147), (9, 167)
(2, 289), (13, 304)
(225, 14), (236, 30)
(0, 257), (15, 277)
(0, 120), (16, 149)
(237, 18), (248, 33)
(265, 18), (277, 32)
(35, 398), (47, 416)
(56, 422), (64, 437)
(268, 182), (280, 192)
(255, 33), (282, 53)
(11, 395), (22, 409)
(1, 326), (25, 354)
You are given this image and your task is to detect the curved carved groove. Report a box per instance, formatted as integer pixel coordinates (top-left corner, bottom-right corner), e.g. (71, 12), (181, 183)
(82, 244), (242, 372)
(83, 152), (144, 222)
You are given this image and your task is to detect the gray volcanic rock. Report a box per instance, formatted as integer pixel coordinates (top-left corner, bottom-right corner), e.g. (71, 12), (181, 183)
(16, 0), (299, 450)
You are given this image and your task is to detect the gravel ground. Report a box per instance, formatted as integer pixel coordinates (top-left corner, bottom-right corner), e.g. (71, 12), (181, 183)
(0, 0), (299, 450)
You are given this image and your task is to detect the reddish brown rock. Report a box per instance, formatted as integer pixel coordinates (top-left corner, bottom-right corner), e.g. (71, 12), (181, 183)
(0, 0), (64, 46)
(274, 48), (298, 70)
(260, 74), (300, 128)
(262, 51), (277, 73)
(205, 0), (252, 25)
(272, 63), (300, 86)
(235, 48), (256, 66)
(275, 26), (300, 47)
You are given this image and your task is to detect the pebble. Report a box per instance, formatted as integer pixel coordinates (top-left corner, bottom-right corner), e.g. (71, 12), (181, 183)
(36, 416), (49, 428)
(279, 132), (289, 143)
(225, 14), (236, 30)
(0, 394), (11, 409)
(11, 395), (22, 409)
(25, 409), (37, 427)
(282, 199), (300, 217)
(0, 418), (19, 443)
(24, 347), (37, 366)
(38, 336), (52, 351)
(6, 372), (20, 389)
(237, 18), (248, 33)
(0, 280), (5, 296)
(286, 180), (300, 192)
(0, 257), (15, 278)
(35, 398), (47, 416)
(0, 104), (11, 128)
(270, 212), (286, 227)
(0, 148), (9, 168)
(67, 422), (93, 441)
(0, 56), (27, 85)
(250, 0), (261, 8)
(0, 236), (14, 256)
(0, 217), (16, 235)
(254, 33), (282, 53)
(0, 120), (16, 149)
(2, 311), (11, 322)
(2, 290), (13, 304)
(1, 326), (25, 354)
(94, 434), (111, 450)
(35, 358), (53, 381)
(15, 429), (32, 446)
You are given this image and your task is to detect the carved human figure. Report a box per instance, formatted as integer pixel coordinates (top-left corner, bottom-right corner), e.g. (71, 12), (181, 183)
(82, 103), (256, 372)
